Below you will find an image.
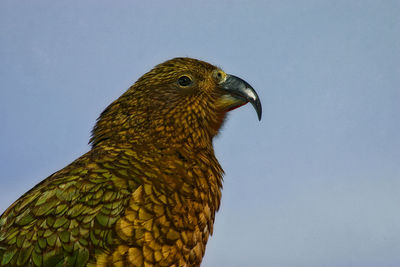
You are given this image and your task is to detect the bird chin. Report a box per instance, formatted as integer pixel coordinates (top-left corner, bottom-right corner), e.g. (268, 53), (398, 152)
(218, 94), (248, 113)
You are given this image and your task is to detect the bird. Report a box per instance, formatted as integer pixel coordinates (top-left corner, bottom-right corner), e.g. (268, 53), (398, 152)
(0, 57), (261, 267)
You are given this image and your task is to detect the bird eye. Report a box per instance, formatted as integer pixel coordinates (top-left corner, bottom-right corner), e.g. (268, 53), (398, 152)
(178, 76), (192, 87)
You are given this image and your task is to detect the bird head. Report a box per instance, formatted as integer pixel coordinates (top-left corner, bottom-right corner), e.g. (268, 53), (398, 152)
(90, 57), (261, 148)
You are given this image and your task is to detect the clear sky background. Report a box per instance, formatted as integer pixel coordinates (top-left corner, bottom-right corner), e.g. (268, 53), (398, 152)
(1, 1), (399, 266)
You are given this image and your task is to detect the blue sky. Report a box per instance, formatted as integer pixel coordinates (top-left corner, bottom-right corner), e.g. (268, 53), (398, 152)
(1, 1), (399, 266)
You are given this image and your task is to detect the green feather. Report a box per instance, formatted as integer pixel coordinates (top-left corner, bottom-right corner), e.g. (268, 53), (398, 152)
(42, 250), (64, 267)
(32, 249), (43, 266)
(59, 231), (70, 243)
(76, 248), (89, 267)
(1, 247), (17, 265)
(16, 246), (33, 266)
(53, 217), (68, 228)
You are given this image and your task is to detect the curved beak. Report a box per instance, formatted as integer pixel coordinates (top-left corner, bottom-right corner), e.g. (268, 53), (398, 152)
(220, 74), (262, 120)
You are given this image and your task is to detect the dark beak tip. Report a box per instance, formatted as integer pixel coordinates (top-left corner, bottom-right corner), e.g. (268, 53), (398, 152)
(253, 100), (262, 121)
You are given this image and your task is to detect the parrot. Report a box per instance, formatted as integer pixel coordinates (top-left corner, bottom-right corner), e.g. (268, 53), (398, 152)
(0, 57), (262, 267)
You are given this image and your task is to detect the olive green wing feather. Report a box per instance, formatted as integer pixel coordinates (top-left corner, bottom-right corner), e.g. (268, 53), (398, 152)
(0, 153), (132, 267)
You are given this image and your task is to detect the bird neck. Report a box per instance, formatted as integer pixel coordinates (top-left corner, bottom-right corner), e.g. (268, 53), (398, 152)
(92, 140), (224, 212)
